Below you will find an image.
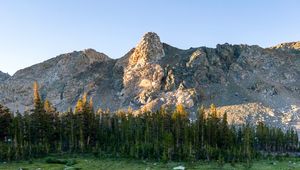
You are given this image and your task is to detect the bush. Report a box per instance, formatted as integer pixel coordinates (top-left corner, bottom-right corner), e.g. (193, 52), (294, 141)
(45, 157), (68, 164)
(66, 159), (77, 166)
(217, 154), (225, 168)
(28, 159), (33, 164)
(243, 159), (253, 169)
(230, 158), (236, 167)
(92, 151), (99, 157)
(275, 154), (284, 161)
(65, 168), (82, 170)
(45, 157), (77, 166)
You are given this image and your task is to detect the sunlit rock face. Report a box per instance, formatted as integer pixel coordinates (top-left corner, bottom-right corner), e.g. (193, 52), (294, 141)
(128, 32), (165, 66)
(0, 32), (300, 132)
(123, 32), (165, 109)
(271, 41), (300, 51)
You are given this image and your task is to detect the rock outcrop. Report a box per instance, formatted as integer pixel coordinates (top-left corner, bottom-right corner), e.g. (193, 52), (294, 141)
(128, 32), (164, 66)
(0, 32), (299, 131)
(271, 41), (300, 51)
(123, 32), (165, 109)
(0, 71), (10, 83)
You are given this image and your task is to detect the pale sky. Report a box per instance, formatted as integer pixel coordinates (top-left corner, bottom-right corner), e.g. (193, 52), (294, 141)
(1, 0), (300, 75)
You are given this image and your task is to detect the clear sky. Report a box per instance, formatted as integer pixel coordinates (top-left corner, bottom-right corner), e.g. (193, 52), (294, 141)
(1, 0), (300, 75)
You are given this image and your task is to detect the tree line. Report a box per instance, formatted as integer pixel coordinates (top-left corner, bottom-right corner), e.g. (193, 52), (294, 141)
(0, 82), (298, 163)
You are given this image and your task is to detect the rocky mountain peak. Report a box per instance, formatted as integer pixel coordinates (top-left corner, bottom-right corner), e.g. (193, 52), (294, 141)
(271, 41), (300, 51)
(82, 48), (112, 63)
(129, 32), (165, 66)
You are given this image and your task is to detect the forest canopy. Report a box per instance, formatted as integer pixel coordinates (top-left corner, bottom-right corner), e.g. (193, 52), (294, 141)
(0, 82), (298, 163)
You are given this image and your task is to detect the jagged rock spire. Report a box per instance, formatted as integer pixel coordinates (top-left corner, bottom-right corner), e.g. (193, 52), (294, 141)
(129, 32), (165, 66)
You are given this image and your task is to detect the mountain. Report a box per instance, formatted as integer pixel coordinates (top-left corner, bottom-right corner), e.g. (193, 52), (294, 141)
(271, 41), (300, 51)
(0, 71), (10, 83)
(0, 32), (299, 131)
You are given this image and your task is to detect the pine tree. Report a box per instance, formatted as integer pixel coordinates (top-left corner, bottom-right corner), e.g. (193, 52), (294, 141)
(31, 81), (48, 155)
(220, 112), (229, 149)
(74, 93), (96, 152)
(207, 104), (220, 148)
(172, 104), (189, 160)
(195, 106), (206, 159)
(12, 110), (23, 160)
(243, 124), (253, 168)
(0, 104), (12, 142)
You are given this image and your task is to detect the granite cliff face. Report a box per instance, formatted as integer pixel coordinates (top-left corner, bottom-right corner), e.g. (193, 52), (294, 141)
(0, 32), (299, 131)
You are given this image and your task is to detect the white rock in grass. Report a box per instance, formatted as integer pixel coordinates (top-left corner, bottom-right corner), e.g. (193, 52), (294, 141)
(173, 165), (185, 170)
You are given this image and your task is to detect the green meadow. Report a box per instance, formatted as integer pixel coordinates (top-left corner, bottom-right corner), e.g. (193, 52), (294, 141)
(1, 155), (300, 170)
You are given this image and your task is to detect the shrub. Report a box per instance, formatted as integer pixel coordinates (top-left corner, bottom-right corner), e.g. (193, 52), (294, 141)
(66, 159), (77, 166)
(45, 157), (68, 164)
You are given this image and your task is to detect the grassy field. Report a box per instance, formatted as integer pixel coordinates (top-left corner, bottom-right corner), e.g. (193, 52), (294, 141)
(1, 155), (300, 170)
